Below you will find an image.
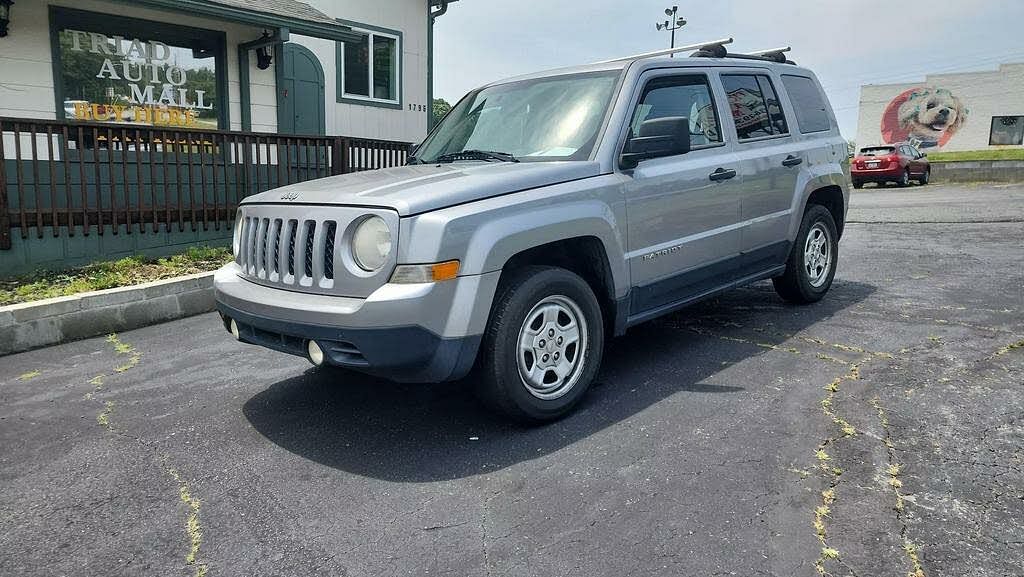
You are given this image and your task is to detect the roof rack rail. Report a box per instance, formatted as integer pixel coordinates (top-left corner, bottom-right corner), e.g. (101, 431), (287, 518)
(692, 44), (797, 65)
(593, 38), (733, 64)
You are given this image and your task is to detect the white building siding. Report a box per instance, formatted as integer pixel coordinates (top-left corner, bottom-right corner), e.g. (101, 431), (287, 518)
(857, 63), (1024, 152)
(0, 0), (429, 142)
(296, 0), (429, 142)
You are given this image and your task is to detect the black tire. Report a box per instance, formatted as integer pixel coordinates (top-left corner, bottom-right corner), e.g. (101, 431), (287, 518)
(852, 180), (863, 189)
(772, 205), (839, 304)
(898, 168), (910, 187)
(919, 169), (930, 185)
(474, 266), (604, 422)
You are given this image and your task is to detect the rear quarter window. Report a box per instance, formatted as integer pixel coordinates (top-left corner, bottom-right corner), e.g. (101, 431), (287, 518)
(781, 75), (831, 134)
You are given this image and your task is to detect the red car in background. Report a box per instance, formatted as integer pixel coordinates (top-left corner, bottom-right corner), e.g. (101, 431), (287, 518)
(851, 143), (930, 189)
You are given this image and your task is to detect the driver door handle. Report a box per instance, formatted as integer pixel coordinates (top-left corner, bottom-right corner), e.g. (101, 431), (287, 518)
(709, 167), (737, 182)
(782, 155), (803, 167)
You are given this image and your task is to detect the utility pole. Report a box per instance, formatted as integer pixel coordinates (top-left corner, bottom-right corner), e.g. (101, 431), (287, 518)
(655, 5), (687, 57)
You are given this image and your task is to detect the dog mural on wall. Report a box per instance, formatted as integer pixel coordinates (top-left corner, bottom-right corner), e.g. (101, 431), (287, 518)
(880, 87), (968, 148)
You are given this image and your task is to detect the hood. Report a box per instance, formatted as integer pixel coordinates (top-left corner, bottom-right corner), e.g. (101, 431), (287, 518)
(241, 161), (602, 216)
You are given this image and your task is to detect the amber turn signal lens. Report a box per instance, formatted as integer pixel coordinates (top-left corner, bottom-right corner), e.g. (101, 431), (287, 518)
(430, 260), (460, 281)
(389, 260), (461, 284)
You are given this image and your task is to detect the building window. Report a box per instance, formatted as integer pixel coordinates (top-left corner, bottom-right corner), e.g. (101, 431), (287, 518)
(337, 23), (400, 107)
(721, 74), (789, 140)
(51, 8), (226, 130)
(990, 116), (1024, 145)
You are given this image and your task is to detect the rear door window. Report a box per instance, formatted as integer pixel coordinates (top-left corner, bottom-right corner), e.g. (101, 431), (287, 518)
(780, 74), (831, 133)
(722, 74), (789, 140)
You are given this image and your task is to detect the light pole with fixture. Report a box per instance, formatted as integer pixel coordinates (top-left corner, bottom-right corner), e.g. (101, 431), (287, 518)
(655, 5), (686, 57)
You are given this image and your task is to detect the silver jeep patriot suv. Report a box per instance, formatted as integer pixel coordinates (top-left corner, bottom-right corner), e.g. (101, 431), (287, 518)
(215, 41), (850, 421)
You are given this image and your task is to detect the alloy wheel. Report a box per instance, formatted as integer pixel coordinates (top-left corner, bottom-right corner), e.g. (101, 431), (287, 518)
(516, 295), (588, 400)
(804, 223), (832, 288)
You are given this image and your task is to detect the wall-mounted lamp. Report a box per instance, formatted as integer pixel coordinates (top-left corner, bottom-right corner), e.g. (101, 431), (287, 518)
(0, 0), (14, 38)
(255, 31), (273, 69)
(256, 46), (273, 69)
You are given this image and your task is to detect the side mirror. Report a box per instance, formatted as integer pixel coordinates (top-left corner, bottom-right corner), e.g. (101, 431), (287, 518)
(620, 116), (691, 169)
(920, 152), (927, 158)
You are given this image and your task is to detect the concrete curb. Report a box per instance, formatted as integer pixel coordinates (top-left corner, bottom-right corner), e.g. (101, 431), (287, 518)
(0, 271), (216, 356)
(931, 160), (1024, 183)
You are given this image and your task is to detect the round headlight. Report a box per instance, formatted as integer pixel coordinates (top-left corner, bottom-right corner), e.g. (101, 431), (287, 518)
(352, 216), (392, 271)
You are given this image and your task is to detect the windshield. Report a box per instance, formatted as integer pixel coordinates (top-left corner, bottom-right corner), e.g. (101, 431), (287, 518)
(415, 70), (622, 163)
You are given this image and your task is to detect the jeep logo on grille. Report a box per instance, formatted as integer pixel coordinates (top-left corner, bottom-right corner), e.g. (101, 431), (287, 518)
(280, 192), (299, 201)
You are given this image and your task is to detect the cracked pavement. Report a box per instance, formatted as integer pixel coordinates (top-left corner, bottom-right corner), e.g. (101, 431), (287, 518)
(1, 182), (1022, 576)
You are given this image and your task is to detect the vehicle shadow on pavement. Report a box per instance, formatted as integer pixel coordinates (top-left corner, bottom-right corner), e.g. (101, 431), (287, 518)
(243, 280), (875, 482)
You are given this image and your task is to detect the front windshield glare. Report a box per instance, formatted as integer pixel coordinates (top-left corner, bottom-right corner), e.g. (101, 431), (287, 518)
(416, 71), (621, 163)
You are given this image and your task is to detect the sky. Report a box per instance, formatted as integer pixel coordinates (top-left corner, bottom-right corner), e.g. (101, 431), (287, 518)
(433, 0), (1024, 140)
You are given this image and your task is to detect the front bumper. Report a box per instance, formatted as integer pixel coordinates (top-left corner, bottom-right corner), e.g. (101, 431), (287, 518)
(214, 263), (499, 382)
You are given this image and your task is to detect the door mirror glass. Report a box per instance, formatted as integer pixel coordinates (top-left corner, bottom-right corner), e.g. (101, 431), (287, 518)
(620, 116), (691, 169)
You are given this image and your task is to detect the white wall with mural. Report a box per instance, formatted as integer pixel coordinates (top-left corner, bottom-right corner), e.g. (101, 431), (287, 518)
(857, 63), (1024, 152)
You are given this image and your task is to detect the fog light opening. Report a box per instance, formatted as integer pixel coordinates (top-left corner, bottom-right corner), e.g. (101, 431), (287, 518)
(307, 340), (325, 366)
(229, 319), (240, 340)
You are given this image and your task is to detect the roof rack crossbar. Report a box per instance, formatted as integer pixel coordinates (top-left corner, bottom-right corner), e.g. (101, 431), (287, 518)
(741, 46), (792, 57)
(740, 46), (794, 64)
(691, 44), (797, 65)
(593, 38), (734, 64)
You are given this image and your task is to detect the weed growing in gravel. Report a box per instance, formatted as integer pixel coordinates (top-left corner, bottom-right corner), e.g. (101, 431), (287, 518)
(97, 401), (115, 429)
(107, 334), (141, 372)
(871, 397), (926, 577)
(812, 361), (867, 575)
(994, 339), (1024, 356)
(167, 467), (207, 577)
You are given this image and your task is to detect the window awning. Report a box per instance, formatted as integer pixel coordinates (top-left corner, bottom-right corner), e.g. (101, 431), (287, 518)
(106, 0), (364, 42)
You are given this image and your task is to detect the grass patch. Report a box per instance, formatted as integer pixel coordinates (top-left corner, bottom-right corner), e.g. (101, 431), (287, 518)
(927, 149), (1024, 162)
(0, 245), (231, 307)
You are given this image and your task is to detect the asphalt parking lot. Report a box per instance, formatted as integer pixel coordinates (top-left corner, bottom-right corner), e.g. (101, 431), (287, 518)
(2, 182), (1022, 577)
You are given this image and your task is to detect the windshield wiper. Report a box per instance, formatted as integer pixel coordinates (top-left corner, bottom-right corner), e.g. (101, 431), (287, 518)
(434, 149), (519, 163)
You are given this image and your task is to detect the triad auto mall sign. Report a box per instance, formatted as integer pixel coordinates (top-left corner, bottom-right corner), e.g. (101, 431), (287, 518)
(61, 29), (217, 128)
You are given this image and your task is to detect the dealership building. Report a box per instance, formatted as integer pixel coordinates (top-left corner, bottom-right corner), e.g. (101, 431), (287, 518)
(856, 62), (1024, 152)
(0, 0), (456, 275)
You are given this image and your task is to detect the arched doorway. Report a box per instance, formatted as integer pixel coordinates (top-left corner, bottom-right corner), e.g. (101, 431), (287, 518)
(278, 43), (325, 135)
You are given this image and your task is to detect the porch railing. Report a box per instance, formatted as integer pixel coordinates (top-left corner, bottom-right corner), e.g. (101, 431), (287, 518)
(0, 117), (410, 250)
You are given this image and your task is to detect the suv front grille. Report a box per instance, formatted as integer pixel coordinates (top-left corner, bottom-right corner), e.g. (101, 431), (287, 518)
(233, 205), (397, 298)
(238, 216), (336, 286)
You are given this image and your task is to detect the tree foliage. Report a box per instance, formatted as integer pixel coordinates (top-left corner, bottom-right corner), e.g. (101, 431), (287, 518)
(432, 98), (452, 126)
